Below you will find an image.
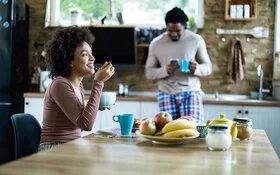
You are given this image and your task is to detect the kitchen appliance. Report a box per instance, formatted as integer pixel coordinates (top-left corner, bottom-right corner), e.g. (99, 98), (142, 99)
(118, 83), (136, 96)
(272, 80), (280, 100)
(89, 26), (137, 70)
(0, 0), (29, 164)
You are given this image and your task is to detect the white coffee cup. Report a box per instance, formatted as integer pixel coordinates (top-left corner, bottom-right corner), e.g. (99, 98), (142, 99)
(99, 92), (117, 108)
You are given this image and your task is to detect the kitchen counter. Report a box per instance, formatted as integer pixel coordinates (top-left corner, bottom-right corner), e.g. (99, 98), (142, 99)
(0, 129), (279, 174)
(24, 92), (280, 107)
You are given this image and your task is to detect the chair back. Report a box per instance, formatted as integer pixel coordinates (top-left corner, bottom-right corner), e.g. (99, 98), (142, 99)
(11, 113), (41, 159)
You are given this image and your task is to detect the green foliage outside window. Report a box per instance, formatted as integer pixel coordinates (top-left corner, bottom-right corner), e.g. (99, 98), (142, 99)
(60, 0), (196, 28)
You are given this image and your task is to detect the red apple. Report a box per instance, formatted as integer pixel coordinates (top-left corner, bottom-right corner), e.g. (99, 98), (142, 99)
(139, 119), (157, 135)
(154, 112), (173, 128)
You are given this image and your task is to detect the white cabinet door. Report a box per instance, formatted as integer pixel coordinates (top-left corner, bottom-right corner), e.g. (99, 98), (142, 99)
(242, 106), (280, 158)
(140, 102), (159, 119)
(98, 106), (118, 130)
(203, 104), (242, 122)
(24, 98), (101, 137)
(98, 101), (141, 130)
(24, 98), (44, 126)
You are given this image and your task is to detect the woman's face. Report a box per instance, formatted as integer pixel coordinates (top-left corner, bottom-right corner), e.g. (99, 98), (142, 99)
(71, 41), (95, 76)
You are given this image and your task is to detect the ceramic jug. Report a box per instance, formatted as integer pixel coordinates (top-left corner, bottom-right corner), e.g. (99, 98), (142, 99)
(206, 114), (237, 140)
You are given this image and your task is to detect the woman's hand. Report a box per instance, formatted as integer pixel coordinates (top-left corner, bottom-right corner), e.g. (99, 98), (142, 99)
(94, 62), (115, 82)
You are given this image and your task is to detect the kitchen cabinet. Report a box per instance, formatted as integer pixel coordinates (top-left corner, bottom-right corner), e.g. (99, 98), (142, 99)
(225, 0), (257, 21)
(96, 101), (160, 130)
(139, 102), (160, 118)
(25, 95), (280, 158)
(97, 101), (141, 130)
(241, 106), (280, 158)
(24, 97), (142, 136)
(203, 104), (241, 122)
(24, 97), (101, 137)
(204, 104), (280, 158)
(24, 97), (44, 126)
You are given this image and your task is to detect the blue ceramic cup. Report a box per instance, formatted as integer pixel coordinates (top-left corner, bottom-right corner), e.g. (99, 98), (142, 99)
(113, 114), (134, 135)
(179, 59), (190, 72)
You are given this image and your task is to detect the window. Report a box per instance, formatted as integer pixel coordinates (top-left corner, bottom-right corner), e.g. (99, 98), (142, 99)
(45, 0), (204, 28)
(275, 0), (280, 52)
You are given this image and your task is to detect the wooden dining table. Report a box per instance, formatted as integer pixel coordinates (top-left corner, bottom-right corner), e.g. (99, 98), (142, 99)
(0, 129), (280, 175)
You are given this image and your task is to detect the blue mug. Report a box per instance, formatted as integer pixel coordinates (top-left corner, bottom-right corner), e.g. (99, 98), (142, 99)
(179, 59), (190, 72)
(113, 114), (134, 135)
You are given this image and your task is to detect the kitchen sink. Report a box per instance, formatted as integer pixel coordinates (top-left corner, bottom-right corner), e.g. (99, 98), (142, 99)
(203, 93), (275, 101)
(126, 91), (157, 97)
(202, 94), (251, 101)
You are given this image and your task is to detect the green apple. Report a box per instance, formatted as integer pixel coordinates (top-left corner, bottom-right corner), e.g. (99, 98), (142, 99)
(139, 119), (157, 135)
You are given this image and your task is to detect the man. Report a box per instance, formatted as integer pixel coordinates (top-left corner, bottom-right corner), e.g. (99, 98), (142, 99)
(145, 7), (212, 123)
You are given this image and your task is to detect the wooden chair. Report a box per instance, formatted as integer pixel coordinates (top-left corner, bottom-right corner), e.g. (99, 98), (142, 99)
(11, 113), (41, 159)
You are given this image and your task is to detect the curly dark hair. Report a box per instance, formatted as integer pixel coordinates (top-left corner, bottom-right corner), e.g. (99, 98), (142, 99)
(165, 7), (189, 25)
(45, 27), (95, 79)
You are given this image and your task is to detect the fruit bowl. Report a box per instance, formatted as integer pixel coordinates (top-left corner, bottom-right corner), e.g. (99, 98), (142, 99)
(135, 131), (199, 145)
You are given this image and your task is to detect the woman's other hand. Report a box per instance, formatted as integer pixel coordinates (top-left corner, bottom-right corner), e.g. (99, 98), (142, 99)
(94, 62), (115, 82)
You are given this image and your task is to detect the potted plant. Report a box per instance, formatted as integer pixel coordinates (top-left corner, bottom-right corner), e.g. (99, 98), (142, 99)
(188, 17), (197, 33)
(69, 3), (83, 26)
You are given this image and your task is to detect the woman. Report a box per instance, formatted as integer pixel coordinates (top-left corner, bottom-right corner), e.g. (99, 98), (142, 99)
(39, 27), (115, 151)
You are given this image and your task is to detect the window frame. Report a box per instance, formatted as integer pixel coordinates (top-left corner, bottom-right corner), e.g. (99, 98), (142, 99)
(45, 0), (204, 28)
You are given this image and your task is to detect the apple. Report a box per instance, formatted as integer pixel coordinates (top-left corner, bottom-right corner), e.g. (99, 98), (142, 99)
(139, 119), (157, 135)
(154, 112), (173, 129)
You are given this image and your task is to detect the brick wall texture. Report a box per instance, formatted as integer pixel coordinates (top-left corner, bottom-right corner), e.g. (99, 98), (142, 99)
(27, 0), (275, 95)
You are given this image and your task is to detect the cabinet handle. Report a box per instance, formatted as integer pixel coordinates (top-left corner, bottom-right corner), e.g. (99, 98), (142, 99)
(245, 110), (249, 115)
(25, 102), (29, 105)
(238, 110), (242, 114)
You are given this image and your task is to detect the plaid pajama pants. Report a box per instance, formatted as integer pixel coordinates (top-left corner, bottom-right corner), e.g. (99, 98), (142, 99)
(157, 90), (204, 123)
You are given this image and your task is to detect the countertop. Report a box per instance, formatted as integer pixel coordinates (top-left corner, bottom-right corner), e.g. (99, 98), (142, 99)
(0, 129), (279, 174)
(24, 92), (280, 107)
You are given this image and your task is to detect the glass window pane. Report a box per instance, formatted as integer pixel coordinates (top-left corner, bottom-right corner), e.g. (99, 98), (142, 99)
(58, 0), (203, 28)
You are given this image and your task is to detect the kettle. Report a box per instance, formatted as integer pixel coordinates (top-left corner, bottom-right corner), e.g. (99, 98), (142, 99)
(206, 114), (237, 140)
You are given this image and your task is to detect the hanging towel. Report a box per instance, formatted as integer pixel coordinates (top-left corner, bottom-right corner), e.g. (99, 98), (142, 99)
(227, 39), (245, 82)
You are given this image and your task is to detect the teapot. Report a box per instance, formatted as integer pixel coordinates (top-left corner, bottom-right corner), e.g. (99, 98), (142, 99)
(206, 114), (237, 140)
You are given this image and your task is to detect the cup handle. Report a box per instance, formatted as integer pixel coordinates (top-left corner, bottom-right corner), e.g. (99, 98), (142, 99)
(112, 115), (119, 122)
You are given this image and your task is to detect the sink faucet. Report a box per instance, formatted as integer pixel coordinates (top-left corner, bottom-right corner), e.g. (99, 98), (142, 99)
(215, 91), (219, 100)
(257, 65), (270, 100)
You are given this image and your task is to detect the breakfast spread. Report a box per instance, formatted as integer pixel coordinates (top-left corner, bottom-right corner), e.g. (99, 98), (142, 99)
(138, 112), (199, 138)
(133, 118), (142, 129)
(233, 117), (253, 140)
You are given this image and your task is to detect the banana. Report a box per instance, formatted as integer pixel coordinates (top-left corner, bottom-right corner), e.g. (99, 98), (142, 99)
(163, 129), (199, 138)
(161, 119), (196, 133)
(154, 130), (163, 136)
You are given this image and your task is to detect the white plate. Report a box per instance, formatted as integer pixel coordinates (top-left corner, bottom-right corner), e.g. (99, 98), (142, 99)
(135, 131), (199, 145)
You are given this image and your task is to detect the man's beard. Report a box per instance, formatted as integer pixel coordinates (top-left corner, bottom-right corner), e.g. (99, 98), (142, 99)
(171, 37), (179, 41)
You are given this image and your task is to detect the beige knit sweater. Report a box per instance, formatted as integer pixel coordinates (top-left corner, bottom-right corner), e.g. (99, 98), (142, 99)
(145, 30), (212, 94)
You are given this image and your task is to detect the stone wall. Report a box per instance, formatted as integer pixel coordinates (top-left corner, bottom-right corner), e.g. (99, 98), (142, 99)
(27, 0), (275, 94)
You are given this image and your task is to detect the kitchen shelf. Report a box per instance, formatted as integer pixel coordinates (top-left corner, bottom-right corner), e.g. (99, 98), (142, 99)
(225, 0), (257, 21)
(137, 44), (149, 48)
